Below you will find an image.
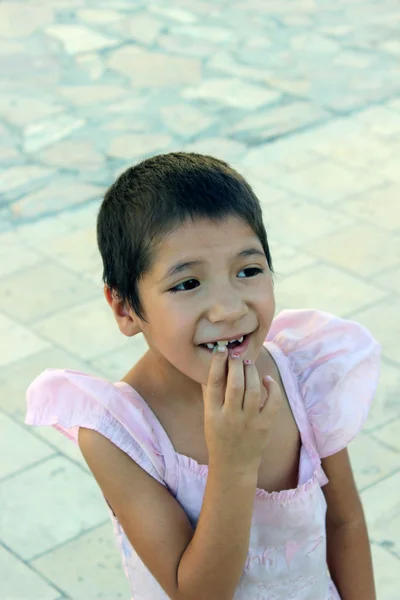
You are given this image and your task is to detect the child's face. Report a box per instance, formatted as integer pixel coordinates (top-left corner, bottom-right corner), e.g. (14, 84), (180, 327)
(136, 216), (275, 387)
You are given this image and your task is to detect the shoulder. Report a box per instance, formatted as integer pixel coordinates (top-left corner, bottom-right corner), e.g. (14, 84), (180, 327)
(267, 310), (381, 457)
(268, 309), (380, 363)
(25, 368), (166, 483)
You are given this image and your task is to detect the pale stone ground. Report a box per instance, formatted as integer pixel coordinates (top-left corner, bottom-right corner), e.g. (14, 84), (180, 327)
(1, 0), (400, 598)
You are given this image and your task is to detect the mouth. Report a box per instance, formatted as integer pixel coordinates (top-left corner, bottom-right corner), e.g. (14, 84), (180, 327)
(199, 332), (253, 356)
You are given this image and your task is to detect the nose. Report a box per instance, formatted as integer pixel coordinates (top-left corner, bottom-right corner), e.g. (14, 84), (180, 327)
(207, 288), (249, 324)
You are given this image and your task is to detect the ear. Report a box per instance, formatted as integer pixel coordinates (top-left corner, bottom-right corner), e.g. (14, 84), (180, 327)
(104, 286), (142, 337)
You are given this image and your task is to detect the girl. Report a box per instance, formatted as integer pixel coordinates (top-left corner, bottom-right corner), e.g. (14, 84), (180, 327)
(26, 153), (380, 600)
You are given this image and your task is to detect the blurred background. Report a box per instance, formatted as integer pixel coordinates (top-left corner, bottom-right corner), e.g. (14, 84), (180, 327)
(0, 0), (400, 598)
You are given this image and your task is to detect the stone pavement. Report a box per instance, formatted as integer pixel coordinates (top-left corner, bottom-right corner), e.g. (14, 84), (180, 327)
(1, 0), (400, 598)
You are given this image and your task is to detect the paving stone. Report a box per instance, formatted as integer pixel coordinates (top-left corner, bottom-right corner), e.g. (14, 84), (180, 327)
(374, 265), (400, 295)
(303, 224), (400, 277)
(172, 0), (217, 16)
(58, 85), (127, 107)
(23, 112), (85, 153)
(275, 264), (387, 317)
(38, 139), (104, 171)
(249, 180), (293, 208)
(0, 545), (60, 600)
(108, 133), (173, 159)
(57, 201), (101, 231)
(362, 471), (400, 557)
(356, 105), (400, 138)
(183, 137), (247, 162)
(374, 154), (400, 183)
(0, 455), (109, 560)
(102, 116), (150, 132)
(38, 227), (102, 276)
(15, 214), (74, 248)
(363, 361), (400, 432)
(349, 432), (400, 491)
(388, 98), (400, 112)
(0, 312), (50, 368)
(45, 25), (120, 55)
(0, 262), (98, 324)
(0, 3), (53, 38)
(353, 298), (400, 366)
(123, 13), (164, 45)
(229, 102), (329, 143)
(0, 347), (103, 422)
(263, 197), (354, 245)
(371, 544), (400, 600)
(380, 39), (400, 55)
(311, 132), (394, 169)
(74, 51), (105, 81)
(170, 24), (234, 42)
(32, 297), (128, 361)
(0, 165), (54, 196)
(0, 95), (63, 127)
(0, 231), (42, 278)
(240, 160), (287, 184)
(157, 33), (216, 58)
(340, 183), (400, 231)
(0, 39), (25, 54)
(275, 160), (386, 204)
(268, 241), (318, 277)
(90, 336), (148, 381)
(332, 50), (374, 69)
(12, 180), (103, 220)
(207, 52), (275, 85)
(0, 146), (19, 162)
(183, 78), (281, 109)
(31, 424), (90, 471)
(105, 96), (147, 114)
(108, 46), (202, 86)
(161, 104), (213, 137)
(31, 522), (130, 600)
(77, 8), (124, 24)
(242, 143), (322, 174)
(0, 412), (55, 479)
(148, 4), (198, 23)
(373, 420), (400, 452)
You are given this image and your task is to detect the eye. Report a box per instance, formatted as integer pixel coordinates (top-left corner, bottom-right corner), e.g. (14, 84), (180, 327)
(169, 278), (200, 293)
(238, 267), (264, 278)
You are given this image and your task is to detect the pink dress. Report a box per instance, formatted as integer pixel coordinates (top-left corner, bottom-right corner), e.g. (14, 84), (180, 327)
(26, 310), (380, 600)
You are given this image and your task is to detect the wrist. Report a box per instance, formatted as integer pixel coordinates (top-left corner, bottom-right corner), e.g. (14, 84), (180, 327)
(208, 458), (260, 487)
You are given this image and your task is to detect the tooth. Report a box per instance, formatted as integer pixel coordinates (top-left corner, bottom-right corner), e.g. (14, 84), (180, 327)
(206, 343), (215, 350)
(238, 336), (244, 343)
(217, 341), (229, 346)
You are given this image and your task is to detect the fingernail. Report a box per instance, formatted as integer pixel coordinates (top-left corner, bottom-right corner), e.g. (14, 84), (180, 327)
(264, 375), (273, 382)
(231, 352), (240, 359)
(244, 359), (252, 365)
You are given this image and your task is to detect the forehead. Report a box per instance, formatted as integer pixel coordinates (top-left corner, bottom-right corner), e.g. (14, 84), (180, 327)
(151, 216), (262, 269)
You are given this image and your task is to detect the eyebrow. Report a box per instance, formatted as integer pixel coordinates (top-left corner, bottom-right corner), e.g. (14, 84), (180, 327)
(161, 247), (266, 281)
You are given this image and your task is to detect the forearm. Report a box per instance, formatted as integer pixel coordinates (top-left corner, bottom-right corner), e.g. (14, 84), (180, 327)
(327, 516), (376, 600)
(177, 463), (258, 600)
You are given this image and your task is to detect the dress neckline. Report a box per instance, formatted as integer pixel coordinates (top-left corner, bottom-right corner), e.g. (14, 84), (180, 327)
(115, 341), (322, 501)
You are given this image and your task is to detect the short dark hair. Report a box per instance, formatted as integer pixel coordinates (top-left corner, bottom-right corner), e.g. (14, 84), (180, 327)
(97, 152), (273, 321)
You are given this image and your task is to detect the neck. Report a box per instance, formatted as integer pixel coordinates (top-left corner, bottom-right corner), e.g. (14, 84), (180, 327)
(124, 349), (204, 407)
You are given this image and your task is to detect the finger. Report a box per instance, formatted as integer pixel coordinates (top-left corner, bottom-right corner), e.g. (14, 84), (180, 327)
(261, 376), (281, 417)
(205, 345), (228, 409)
(243, 360), (262, 415)
(224, 353), (245, 410)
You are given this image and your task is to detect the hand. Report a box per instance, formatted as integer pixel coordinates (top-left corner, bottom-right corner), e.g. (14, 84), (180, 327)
(203, 348), (281, 477)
